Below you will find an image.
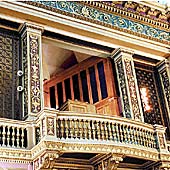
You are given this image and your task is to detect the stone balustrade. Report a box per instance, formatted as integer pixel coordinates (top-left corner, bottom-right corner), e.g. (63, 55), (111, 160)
(0, 108), (169, 164)
(55, 112), (157, 149)
(0, 118), (31, 149)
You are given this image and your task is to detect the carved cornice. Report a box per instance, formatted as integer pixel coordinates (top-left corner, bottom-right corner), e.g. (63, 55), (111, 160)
(0, 148), (32, 163)
(41, 141), (159, 161)
(23, 1), (170, 44)
(84, 1), (170, 25)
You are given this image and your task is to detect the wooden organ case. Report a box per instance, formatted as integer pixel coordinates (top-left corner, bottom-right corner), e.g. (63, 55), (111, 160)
(44, 56), (120, 116)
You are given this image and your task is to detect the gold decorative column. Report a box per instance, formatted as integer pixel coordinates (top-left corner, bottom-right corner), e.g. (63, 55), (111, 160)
(20, 23), (44, 119)
(113, 48), (144, 121)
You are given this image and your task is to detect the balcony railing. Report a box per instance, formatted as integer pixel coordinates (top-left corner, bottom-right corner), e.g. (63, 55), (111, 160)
(0, 118), (28, 148)
(55, 112), (157, 149)
(0, 108), (169, 163)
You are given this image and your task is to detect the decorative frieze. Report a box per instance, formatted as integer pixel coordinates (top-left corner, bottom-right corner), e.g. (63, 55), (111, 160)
(47, 117), (55, 136)
(113, 49), (144, 121)
(20, 23), (44, 118)
(24, 1), (170, 43)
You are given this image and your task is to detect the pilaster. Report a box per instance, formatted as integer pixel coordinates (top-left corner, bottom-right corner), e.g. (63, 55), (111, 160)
(20, 23), (44, 120)
(113, 48), (144, 121)
(153, 124), (168, 153)
(157, 59), (170, 117)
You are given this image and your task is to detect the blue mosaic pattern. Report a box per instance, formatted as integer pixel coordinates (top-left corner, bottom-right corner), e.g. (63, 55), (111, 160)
(34, 1), (170, 41)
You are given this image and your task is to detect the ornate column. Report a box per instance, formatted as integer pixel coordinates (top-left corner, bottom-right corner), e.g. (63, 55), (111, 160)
(157, 59), (170, 118)
(113, 48), (144, 121)
(20, 23), (44, 119)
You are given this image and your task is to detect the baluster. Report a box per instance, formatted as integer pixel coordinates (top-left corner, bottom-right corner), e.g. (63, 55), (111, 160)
(101, 121), (105, 140)
(119, 124), (123, 143)
(148, 131), (151, 148)
(104, 122), (108, 141)
(151, 132), (156, 148)
(133, 127), (137, 145)
(70, 119), (73, 139)
(56, 119), (59, 138)
(96, 121), (100, 140)
(91, 120), (95, 140)
(85, 121), (89, 139)
(126, 126), (130, 143)
(60, 119), (64, 139)
(137, 128), (141, 145)
(2, 126), (6, 146)
(77, 119), (80, 139)
(112, 123), (117, 142)
(143, 129), (146, 147)
(136, 128), (140, 145)
(145, 131), (149, 147)
(65, 119), (69, 139)
(108, 122), (112, 141)
(123, 125), (127, 143)
(140, 129), (143, 146)
(12, 127), (15, 147)
(21, 128), (25, 148)
(143, 130), (147, 147)
(79, 120), (83, 139)
(88, 120), (91, 140)
(74, 119), (78, 139)
(130, 126), (137, 144)
(16, 128), (20, 147)
(147, 131), (150, 148)
(7, 126), (10, 147)
(139, 129), (143, 146)
(115, 123), (120, 142)
(83, 120), (87, 139)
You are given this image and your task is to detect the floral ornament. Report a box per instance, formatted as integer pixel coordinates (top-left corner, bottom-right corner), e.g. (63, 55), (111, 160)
(82, 6), (90, 17)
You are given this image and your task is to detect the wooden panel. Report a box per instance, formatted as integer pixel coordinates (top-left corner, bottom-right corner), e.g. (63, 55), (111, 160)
(95, 97), (120, 116)
(60, 99), (96, 113)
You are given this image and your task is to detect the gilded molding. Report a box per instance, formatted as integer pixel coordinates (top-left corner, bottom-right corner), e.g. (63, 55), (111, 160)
(29, 34), (41, 113)
(24, 1), (170, 44)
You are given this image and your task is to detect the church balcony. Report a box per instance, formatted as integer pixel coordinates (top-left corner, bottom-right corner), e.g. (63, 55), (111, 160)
(32, 108), (169, 162)
(0, 108), (169, 166)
